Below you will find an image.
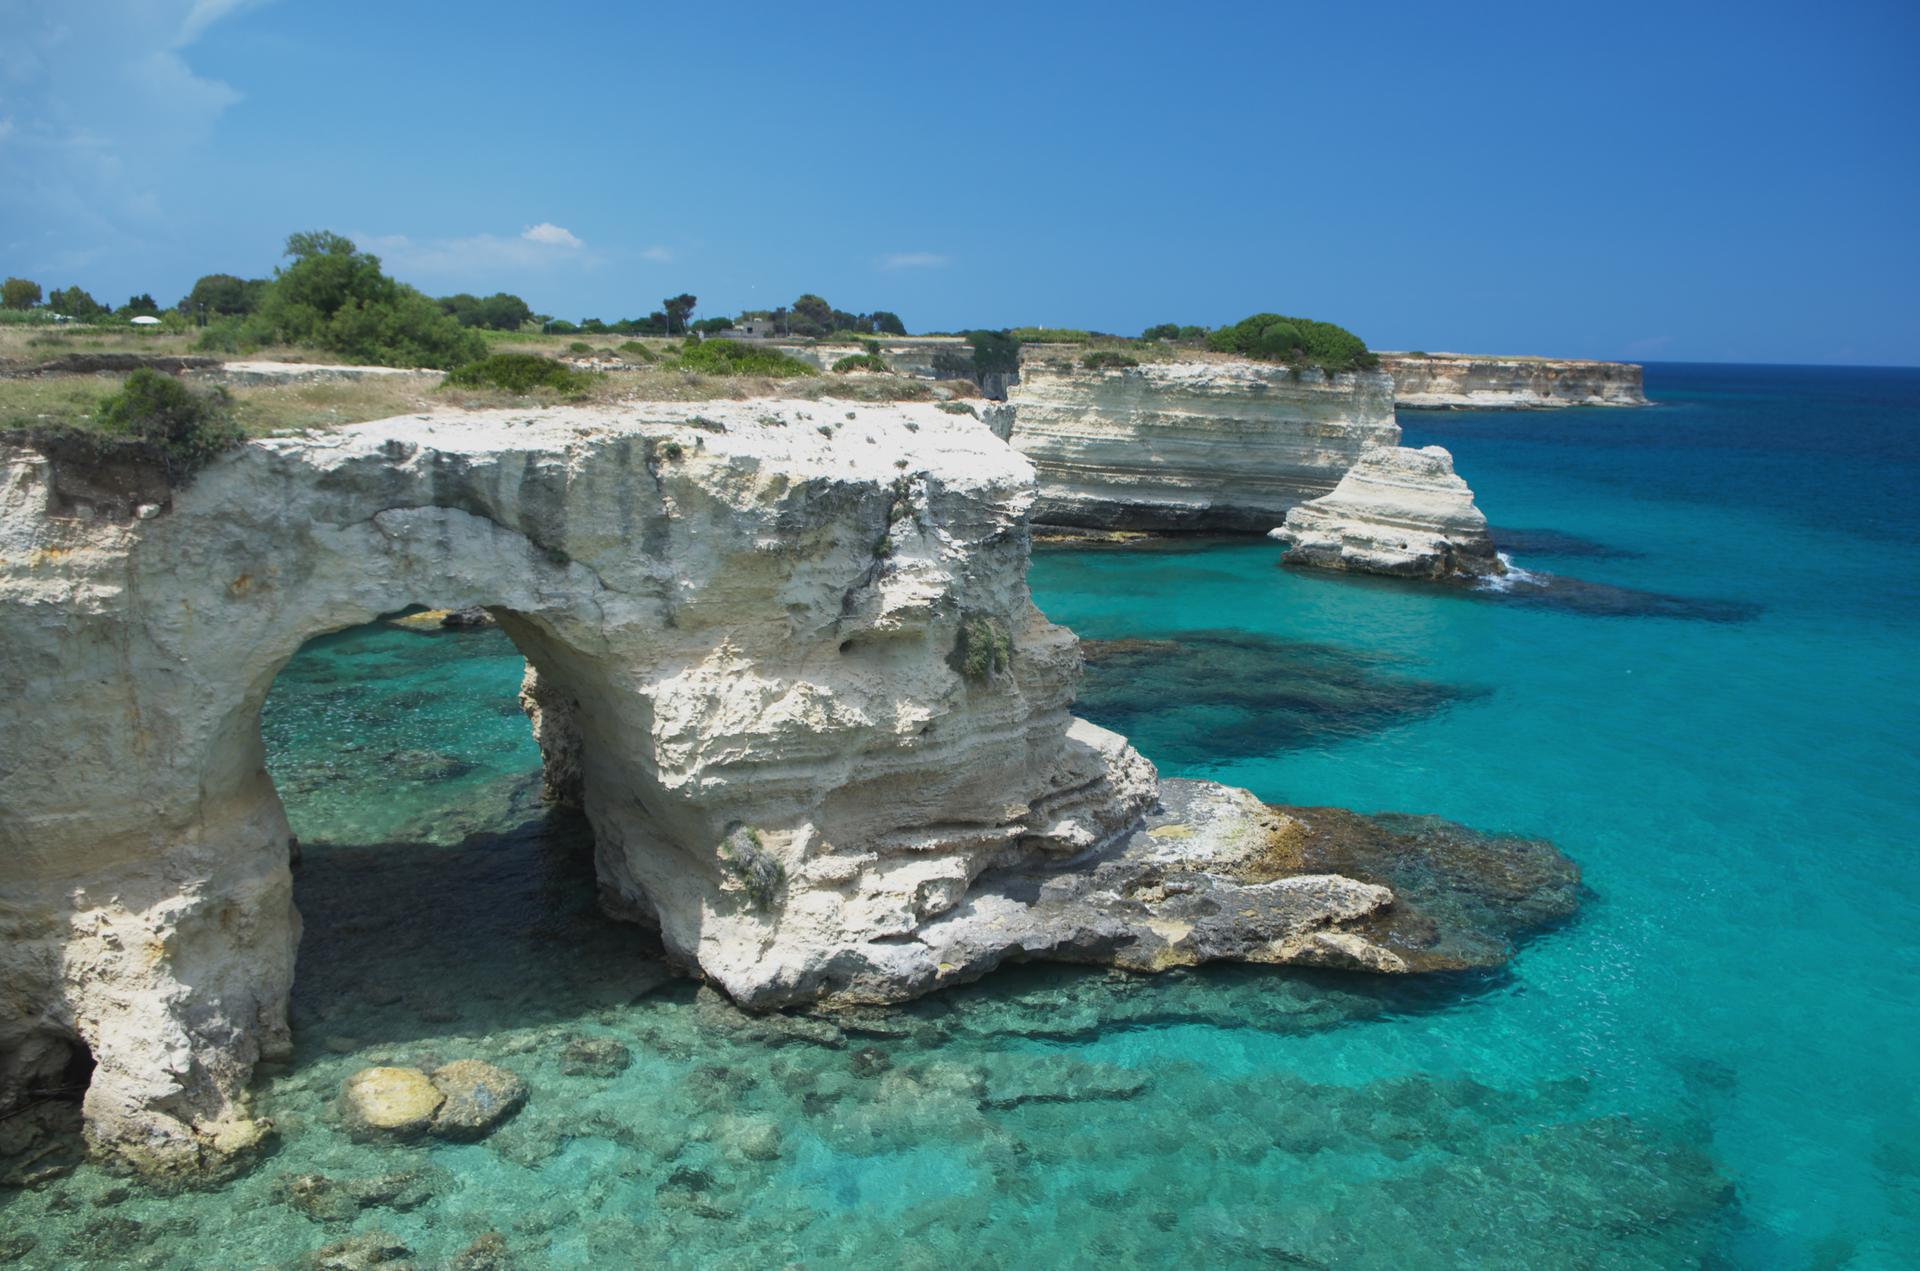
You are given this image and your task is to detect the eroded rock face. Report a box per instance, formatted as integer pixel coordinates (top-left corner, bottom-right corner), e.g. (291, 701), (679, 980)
(1005, 357), (1401, 531)
(1379, 352), (1647, 409)
(1271, 445), (1503, 579)
(0, 400), (1153, 1173)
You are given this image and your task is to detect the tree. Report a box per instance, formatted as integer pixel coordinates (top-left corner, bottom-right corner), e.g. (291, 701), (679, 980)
(284, 230), (357, 260)
(241, 230), (486, 368)
(2, 277), (42, 310)
(121, 294), (160, 316)
(440, 291), (533, 331)
(1205, 312), (1374, 371)
(691, 316), (734, 335)
(1141, 323), (1180, 341)
(179, 274), (263, 320)
(871, 311), (907, 336)
(662, 293), (697, 336)
(785, 293), (834, 338)
(965, 330), (1021, 375)
(48, 286), (107, 318)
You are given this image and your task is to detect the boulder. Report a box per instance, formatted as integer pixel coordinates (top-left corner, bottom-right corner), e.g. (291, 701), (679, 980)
(428, 1060), (527, 1141)
(339, 1067), (443, 1140)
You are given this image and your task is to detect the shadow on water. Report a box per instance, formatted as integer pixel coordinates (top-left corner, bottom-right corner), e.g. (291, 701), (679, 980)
(287, 806), (676, 1058)
(1076, 629), (1481, 765)
(1489, 525), (1646, 559)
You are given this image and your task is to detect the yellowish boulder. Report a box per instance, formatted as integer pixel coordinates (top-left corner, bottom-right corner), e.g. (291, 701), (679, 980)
(340, 1066), (444, 1139)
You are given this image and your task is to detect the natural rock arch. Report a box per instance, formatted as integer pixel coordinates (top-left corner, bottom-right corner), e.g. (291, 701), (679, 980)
(0, 404), (1154, 1173)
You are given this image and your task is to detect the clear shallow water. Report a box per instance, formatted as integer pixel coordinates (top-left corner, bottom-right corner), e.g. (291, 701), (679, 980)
(3, 363), (1916, 1268)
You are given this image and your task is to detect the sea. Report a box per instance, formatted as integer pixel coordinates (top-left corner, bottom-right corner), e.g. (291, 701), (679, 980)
(2, 361), (1915, 1268)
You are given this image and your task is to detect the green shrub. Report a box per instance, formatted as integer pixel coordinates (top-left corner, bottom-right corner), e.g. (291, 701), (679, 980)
(719, 826), (785, 912)
(935, 401), (978, 417)
(618, 340), (657, 363)
(1082, 350), (1139, 370)
(568, 341), (592, 354)
(98, 369), (244, 478)
(952, 612), (1012, 682)
(1205, 312), (1376, 372)
(831, 353), (889, 373)
(443, 353), (596, 395)
(675, 340), (817, 378)
(230, 231), (487, 369)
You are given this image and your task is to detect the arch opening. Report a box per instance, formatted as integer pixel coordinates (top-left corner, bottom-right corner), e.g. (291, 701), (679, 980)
(258, 607), (674, 1063)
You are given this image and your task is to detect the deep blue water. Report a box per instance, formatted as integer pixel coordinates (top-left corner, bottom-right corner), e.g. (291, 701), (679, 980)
(3, 362), (1913, 1268)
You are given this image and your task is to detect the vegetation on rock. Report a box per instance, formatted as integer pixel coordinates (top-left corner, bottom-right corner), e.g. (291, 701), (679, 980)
(953, 612), (1013, 682)
(1206, 312), (1377, 372)
(831, 353), (890, 374)
(443, 354), (595, 396)
(1082, 350), (1139, 370)
(97, 368), (244, 477)
(675, 340), (817, 378)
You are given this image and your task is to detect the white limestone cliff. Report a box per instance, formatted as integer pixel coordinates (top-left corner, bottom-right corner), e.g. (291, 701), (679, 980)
(1270, 445), (1503, 579)
(1004, 356), (1401, 531)
(1379, 352), (1647, 409)
(0, 401), (1449, 1176)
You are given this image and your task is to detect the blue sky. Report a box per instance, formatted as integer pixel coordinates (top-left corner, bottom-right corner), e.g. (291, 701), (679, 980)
(2, 0), (1915, 364)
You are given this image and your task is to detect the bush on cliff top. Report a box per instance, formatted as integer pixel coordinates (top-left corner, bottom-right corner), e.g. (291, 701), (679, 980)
(99, 369), (244, 477)
(1206, 313), (1377, 372)
(831, 353), (890, 374)
(1082, 350), (1139, 370)
(443, 353), (595, 395)
(674, 340), (817, 378)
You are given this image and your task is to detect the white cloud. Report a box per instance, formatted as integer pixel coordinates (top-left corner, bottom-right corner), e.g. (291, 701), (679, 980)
(357, 226), (602, 286)
(0, 1), (261, 269)
(881, 251), (950, 270)
(640, 245), (675, 264)
(521, 222), (583, 249)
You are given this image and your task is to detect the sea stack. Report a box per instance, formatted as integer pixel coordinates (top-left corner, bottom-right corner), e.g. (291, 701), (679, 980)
(1270, 445), (1503, 580)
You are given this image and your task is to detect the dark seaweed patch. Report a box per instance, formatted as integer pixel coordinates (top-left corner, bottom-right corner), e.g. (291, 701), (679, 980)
(1076, 630), (1480, 765)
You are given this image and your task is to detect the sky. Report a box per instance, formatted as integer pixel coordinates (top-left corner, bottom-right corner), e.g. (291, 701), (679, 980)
(1, 0), (1916, 365)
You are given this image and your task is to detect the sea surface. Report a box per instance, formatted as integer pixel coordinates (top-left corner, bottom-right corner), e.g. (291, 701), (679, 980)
(3, 362), (1916, 1268)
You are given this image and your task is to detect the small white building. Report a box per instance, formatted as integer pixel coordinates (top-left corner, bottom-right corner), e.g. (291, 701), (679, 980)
(129, 315), (162, 327)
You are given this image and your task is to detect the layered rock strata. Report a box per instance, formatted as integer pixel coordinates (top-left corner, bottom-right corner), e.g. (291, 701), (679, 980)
(1270, 445), (1503, 579)
(1004, 357), (1401, 531)
(1380, 353), (1647, 408)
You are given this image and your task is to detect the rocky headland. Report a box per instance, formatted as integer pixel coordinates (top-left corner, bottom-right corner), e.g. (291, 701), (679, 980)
(1270, 444), (1504, 579)
(0, 399), (1572, 1176)
(1379, 352), (1647, 409)
(1004, 356), (1401, 532)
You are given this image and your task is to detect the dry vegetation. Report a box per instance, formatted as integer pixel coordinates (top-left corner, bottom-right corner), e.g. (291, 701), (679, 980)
(0, 363), (957, 441)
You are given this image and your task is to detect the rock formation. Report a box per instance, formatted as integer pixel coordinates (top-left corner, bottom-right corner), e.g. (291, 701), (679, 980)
(1270, 445), (1503, 579)
(0, 399), (1563, 1178)
(1379, 352), (1647, 409)
(1004, 356), (1401, 531)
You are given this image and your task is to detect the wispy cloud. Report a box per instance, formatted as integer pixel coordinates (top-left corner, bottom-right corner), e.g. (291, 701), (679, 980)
(0, 0), (262, 269)
(357, 224), (601, 284)
(639, 245), (675, 264)
(881, 251), (950, 270)
(521, 221), (582, 249)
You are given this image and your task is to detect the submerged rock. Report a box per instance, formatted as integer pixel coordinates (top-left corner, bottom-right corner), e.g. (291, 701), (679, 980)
(303, 1231), (413, 1270)
(428, 1059), (527, 1141)
(339, 1067), (443, 1140)
(559, 1035), (632, 1078)
(1271, 445), (1503, 579)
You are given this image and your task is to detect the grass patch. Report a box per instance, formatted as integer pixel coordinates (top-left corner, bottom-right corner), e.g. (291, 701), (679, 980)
(831, 353), (890, 374)
(951, 612), (1012, 682)
(1082, 350), (1139, 370)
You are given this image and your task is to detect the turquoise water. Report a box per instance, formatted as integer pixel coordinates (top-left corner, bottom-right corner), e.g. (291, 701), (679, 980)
(3, 363), (1916, 1267)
